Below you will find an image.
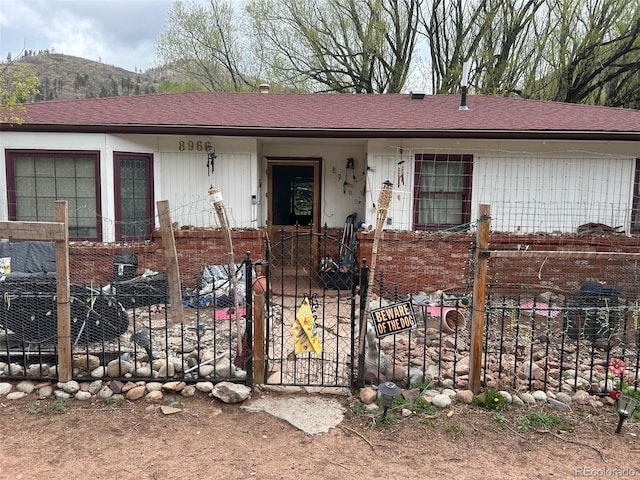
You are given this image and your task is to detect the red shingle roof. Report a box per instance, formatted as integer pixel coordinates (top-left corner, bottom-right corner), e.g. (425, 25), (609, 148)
(5, 92), (640, 138)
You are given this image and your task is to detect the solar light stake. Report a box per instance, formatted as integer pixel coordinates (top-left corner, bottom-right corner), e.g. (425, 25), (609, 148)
(615, 394), (638, 434)
(378, 381), (402, 420)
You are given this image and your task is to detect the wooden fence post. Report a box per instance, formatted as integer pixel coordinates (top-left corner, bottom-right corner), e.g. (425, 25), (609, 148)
(469, 204), (491, 394)
(0, 201), (72, 382)
(253, 292), (265, 385)
(54, 201), (72, 382)
(156, 200), (184, 324)
(358, 180), (393, 357)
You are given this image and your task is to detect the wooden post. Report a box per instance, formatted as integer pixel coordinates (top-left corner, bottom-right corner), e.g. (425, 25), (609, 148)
(253, 292), (265, 385)
(469, 204), (491, 394)
(358, 180), (394, 357)
(208, 188), (242, 351)
(0, 203), (71, 382)
(54, 201), (72, 382)
(156, 200), (184, 324)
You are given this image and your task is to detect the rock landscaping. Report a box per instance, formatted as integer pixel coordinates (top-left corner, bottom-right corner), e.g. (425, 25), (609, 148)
(0, 375), (626, 417)
(0, 378), (252, 410)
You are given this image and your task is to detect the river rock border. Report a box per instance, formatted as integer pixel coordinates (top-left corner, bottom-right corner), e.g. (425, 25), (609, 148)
(0, 379), (252, 406)
(357, 377), (623, 414)
(0, 377), (621, 415)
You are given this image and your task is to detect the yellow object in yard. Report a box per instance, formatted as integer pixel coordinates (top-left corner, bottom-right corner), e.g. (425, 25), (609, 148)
(0, 257), (10, 275)
(293, 296), (322, 355)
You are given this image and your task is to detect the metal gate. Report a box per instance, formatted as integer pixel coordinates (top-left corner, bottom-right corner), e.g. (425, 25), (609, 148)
(262, 226), (358, 387)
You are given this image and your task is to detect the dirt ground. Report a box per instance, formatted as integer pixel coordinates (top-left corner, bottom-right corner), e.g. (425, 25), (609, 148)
(0, 390), (638, 480)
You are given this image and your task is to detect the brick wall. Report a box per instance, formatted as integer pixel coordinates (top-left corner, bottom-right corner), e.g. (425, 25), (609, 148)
(69, 228), (640, 299)
(487, 234), (640, 298)
(357, 232), (640, 299)
(69, 229), (265, 288)
(356, 231), (474, 295)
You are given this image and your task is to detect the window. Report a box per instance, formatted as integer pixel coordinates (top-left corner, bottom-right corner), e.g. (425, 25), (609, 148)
(413, 154), (473, 230)
(114, 152), (154, 241)
(632, 158), (640, 234)
(6, 150), (101, 240)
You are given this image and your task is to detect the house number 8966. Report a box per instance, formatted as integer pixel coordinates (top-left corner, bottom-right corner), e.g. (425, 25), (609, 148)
(178, 140), (212, 152)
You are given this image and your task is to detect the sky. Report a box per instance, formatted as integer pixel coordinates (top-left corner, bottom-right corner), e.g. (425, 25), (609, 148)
(0, 0), (176, 71)
(0, 0), (429, 91)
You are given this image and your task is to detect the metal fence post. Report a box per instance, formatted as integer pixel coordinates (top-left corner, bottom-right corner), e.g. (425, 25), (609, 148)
(244, 253), (254, 388)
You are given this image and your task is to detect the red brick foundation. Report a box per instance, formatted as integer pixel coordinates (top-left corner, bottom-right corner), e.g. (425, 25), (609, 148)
(69, 228), (640, 299)
(356, 232), (640, 299)
(69, 228), (265, 288)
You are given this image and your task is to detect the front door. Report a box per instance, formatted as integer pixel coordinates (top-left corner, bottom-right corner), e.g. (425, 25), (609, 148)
(267, 158), (321, 270)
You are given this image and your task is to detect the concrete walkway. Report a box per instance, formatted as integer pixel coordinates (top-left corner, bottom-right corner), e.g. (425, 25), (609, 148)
(242, 394), (345, 435)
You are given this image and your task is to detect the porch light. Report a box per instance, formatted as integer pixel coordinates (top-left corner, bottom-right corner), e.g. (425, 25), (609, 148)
(378, 381), (402, 420)
(615, 394), (638, 434)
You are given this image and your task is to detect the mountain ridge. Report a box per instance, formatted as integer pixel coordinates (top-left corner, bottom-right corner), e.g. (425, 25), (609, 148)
(8, 53), (172, 101)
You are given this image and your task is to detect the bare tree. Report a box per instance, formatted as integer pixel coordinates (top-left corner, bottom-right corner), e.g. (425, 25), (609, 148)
(421, 0), (545, 95)
(422, 0), (475, 94)
(524, 0), (640, 107)
(245, 0), (422, 93)
(421, 0), (639, 107)
(473, 0), (546, 96)
(155, 0), (260, 92)
(154, 0), (639, 106)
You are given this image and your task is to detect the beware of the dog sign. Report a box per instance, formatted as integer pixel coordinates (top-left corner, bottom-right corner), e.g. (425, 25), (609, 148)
(370, 300), (417, 338)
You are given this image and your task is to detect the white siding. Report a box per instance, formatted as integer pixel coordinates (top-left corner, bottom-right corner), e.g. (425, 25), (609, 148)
(1, 132), (638, 237)
(473, 155), (636, 233)
(158, 150), (255, 229)
(154, 136), (258, 230)
(0, 132), (261, 241)
(366, 139), (639, 233)
(363, 151), (414, 231)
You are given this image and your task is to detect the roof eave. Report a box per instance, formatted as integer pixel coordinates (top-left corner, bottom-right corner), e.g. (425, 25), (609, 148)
(1, 123), (639, 142)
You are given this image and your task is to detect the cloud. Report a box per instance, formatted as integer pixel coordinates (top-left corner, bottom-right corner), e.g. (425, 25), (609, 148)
(0, 0), (173, 70)
(48, 13), (101, 59)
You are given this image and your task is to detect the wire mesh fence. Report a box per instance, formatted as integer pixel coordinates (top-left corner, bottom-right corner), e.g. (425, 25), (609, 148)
(355, 214), (640, 396)
(1, 190), (639, 397)
(0, 237), (254, 385)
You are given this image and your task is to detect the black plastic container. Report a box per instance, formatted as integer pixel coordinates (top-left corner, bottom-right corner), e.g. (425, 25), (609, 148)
(564, 284), (620, 340)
